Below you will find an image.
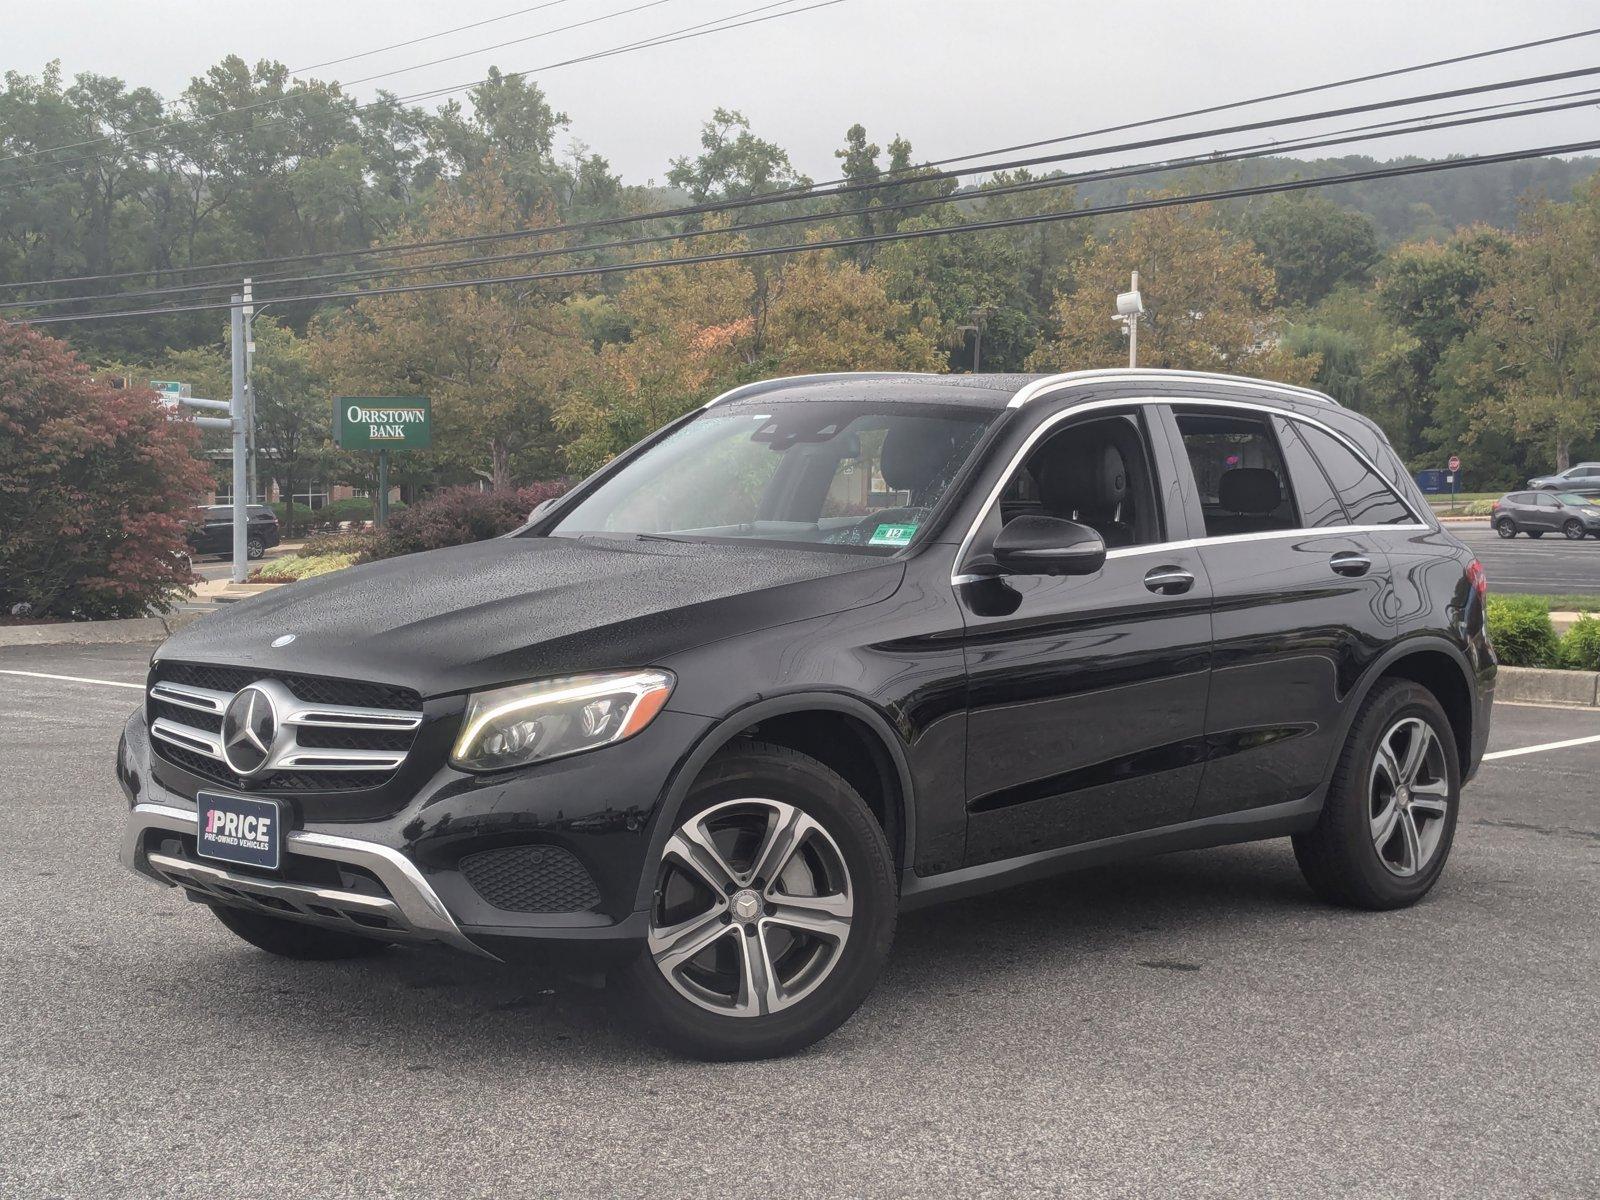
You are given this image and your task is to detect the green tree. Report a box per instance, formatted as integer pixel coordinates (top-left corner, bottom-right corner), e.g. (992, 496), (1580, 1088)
(1474, 180), (1600, 470)
(1029, 197), (1318, 384)
(1244, 194), (1381, 308)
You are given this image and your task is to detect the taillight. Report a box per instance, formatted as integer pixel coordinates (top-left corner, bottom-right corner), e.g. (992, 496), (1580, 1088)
(1466, 559), (1488, 598)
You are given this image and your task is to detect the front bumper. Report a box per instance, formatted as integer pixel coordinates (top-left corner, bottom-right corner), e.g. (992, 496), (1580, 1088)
(117, 702), (713, 961)
(121, 800), (494, 959)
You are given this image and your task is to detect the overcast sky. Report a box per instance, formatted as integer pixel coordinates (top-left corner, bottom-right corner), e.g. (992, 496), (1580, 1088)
(7, 0), (1599, 183)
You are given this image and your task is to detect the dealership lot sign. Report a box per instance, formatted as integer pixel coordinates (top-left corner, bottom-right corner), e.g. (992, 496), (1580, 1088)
(335, 397), (431, 449)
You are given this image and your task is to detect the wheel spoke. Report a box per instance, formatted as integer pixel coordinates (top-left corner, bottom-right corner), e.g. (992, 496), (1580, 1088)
(1375, 737), (1404, 790)
(1396, 809), (1422, 875)
(734, 927), (781, 1016)
(1398, 722), (1434, 784)
(766, 895), (852, 942)
(1409, 793), (1449, 819)
(665, 824), (741, 894)
(748, 802), (812, 888)
(648, 906), (731, 975)
(1371, 794), (1400, 847)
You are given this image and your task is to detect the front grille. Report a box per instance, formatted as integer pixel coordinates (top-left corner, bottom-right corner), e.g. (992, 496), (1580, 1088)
(158, 662), (417, 711)
(148, 661), (423, 794)
(459, 845), (602, 913)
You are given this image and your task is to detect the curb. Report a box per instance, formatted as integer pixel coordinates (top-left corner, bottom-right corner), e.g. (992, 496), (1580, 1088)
(0, 610), (205, 648)
(1496, 664), (1600, 707)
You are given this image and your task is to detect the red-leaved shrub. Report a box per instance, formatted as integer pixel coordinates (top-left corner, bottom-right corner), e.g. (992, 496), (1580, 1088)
(366, 482), (567, 561)
(0, 324), (211, 620)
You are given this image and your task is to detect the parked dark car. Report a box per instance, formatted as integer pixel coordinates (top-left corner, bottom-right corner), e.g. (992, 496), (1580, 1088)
(119, 370), (1495, 1060)
(1491, 491), (1600, 539)
(186, 504), (280, 560)
(1528, 463), (1600, 496)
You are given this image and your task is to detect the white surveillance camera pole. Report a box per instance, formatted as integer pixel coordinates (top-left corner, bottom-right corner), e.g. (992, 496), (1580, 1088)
(1127, 270), (1140, 368)
(1112, 271), (1144, 368)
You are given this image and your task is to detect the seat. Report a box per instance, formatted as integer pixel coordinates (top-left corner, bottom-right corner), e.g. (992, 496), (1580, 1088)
(1207, 467), (1288, 535)
(880, 421), (965, 506)
(1035, 436), (1136, 548)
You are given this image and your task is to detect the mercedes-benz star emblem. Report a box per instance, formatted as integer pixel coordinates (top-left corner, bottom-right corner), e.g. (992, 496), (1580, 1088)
(221, 685), (278, 776)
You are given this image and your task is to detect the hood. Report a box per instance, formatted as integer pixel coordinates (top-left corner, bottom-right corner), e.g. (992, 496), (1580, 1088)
(158, 535), (903, 697)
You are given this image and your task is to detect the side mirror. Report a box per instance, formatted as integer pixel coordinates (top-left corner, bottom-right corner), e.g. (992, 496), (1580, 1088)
(991, 515), (1106, 577)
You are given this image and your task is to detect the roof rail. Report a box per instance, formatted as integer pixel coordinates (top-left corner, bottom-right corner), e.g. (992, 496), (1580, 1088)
(701, 372), (918, 409)
(1008, 368), (1337, 409)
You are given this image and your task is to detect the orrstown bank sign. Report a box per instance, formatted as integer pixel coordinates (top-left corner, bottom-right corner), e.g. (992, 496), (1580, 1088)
(334, 396), (432, 450)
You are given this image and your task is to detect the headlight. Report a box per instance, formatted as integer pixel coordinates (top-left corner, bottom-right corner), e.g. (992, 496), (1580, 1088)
(450, 669), (674, 772)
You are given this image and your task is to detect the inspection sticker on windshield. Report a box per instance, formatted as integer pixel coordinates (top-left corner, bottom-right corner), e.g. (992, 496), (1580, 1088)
(868, 523), (918, 547)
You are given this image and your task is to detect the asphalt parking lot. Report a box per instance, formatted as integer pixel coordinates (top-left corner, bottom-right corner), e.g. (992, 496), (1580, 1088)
(1, 642), (1596, 1198)
(1455, 522), (1600, 595)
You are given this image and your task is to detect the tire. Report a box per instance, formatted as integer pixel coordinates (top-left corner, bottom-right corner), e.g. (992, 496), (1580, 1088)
(1292, 680), (1460, 911)
(209, 902), (392, 960)
(1495, 518), (1517, 539)
(617, 739), (897, 1060)
(1564, 519), (1585, 540)
(246, 536), (266, 560)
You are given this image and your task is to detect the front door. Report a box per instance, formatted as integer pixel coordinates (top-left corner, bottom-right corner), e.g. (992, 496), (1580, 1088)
(957, 406), (1213, 865)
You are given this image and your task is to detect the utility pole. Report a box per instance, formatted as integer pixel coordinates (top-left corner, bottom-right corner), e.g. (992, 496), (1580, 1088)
(229, 294), (249, 584)
(956, 306), (989, 374)
(243, 278), (258, 506)
(1114, 271), (1145, 368)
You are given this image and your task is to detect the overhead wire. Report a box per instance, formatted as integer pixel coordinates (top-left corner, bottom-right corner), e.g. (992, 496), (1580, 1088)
(14, 135), (1600, 327)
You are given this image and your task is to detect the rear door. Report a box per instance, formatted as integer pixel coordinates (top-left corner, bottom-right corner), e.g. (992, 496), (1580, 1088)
(1164, 402), (1398, 821)
(956, 402), (1213, 864)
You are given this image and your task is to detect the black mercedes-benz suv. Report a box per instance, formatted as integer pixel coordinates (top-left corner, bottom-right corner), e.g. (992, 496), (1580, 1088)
(118, 369), (1495, 1059)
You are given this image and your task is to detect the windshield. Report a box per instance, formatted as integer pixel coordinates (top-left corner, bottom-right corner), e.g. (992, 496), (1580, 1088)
(1557, 493), (1597, 506)
(550, 400), (996, 552)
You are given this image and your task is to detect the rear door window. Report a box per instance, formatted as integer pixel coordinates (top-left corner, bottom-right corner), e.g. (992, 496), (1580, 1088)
(1297, 424), (1416, 525)
(1174, 409), (1298, 537)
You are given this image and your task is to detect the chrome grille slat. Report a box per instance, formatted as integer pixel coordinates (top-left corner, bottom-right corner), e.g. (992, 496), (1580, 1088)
(149, 681), (231, 714)
(148, 663), (423, 793)
(284, 704), (423, 732)
(150, 717), (224, 759)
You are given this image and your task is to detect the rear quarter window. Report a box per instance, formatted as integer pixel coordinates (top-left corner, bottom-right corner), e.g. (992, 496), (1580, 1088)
(1298, 424), (1416, 525)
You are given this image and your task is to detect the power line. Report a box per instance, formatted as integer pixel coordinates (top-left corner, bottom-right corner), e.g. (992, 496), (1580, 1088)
(14, 136), (1600, 328)
(0, 0), (822, 178)
(913, 23), (1600, 175)
(6, 59), (1596, 298)
(11, 86), (1599, 314)
(292, 0), (582, 73)
(3, 25), (1589, 291)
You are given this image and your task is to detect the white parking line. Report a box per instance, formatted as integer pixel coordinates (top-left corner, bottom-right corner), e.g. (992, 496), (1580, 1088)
(0, 669), (143, 690)
(1482, 733), (1600, 761)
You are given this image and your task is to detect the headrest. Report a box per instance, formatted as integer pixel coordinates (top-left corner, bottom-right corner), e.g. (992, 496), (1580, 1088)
(1038, 441), (1127, 516)
(881, 421), (960, 495)
(1218, 467), (1281, 514)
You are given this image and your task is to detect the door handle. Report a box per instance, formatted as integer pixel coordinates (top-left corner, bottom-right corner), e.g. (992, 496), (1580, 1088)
(1144, 566), (1195, 595)
(1330, 552), (1371, 577)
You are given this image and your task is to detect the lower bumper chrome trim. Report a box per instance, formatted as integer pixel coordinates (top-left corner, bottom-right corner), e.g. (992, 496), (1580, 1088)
(120, 801), (497, 960)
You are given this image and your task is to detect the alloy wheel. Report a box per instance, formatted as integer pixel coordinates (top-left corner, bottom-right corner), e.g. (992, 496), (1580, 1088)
(1564, 520), (1585, 540)
(1368, 717), (1450, 878)
(648, 797), (853, 1017)
(1495, 519), (1516, 539)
